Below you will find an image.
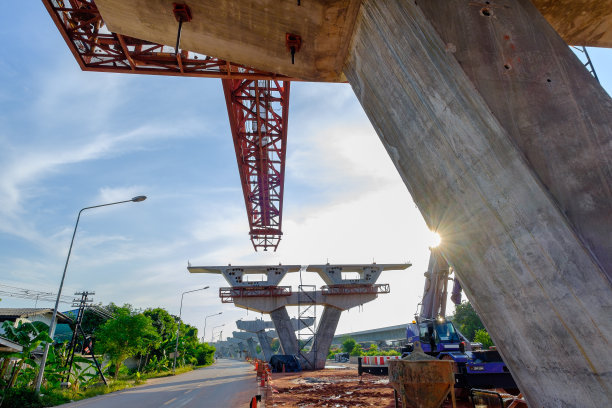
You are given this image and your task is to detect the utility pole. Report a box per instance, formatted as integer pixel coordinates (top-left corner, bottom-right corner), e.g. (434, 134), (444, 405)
(65, 291), (107, 386)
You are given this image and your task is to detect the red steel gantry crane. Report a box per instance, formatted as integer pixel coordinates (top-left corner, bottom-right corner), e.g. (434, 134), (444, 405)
(43, 0), (291, 251)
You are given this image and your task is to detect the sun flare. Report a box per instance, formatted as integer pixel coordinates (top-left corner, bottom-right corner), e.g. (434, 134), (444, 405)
(428, 231), (442, 248)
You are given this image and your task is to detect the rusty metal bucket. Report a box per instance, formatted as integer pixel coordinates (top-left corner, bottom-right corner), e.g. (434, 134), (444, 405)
(388, 359), (456, 408)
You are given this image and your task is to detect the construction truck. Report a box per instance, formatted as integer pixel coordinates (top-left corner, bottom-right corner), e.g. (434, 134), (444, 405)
(359, 248), (518, 391)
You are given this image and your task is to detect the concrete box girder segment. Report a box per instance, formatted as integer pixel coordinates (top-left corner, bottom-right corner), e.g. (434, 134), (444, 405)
(94, 0), (362, 82)
(235, 317), (314, 333)
(530, 0), (612, 47)
(307, 263), (409, 286)
(188, 264), (300, 287)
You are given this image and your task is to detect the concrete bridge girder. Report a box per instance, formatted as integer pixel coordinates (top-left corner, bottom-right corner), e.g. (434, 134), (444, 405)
(188, 265), (301, 287)
(231, 292), (378, 314)
(236, 317), (314, 333)
(306, 263), (408, 286)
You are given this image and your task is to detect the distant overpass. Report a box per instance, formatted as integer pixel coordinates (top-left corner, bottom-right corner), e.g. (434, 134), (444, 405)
(331, 323), (409, 346)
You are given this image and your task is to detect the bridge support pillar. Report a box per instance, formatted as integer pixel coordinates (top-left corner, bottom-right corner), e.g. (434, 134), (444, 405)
(344, 1), (612, 406)
(304, 306), (342, 370)
(255, 331), (273, 361)
(270, 307), (299, 355)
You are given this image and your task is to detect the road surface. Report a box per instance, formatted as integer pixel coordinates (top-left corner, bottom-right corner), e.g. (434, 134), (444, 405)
(58, 359), (257, 408)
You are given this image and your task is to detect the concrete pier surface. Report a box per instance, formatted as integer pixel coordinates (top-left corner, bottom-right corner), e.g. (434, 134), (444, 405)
(344, 1), (611, 406)
(56, 359), (257, 408)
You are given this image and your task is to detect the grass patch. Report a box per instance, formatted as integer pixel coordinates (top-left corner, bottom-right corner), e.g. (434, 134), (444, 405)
(45, 365), (201, 405)
(0, 364), (209, 407)
(46, 379), (135, 404)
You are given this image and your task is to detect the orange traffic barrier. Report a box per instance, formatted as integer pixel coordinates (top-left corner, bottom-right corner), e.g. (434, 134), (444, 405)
(250, 396), (257, 408)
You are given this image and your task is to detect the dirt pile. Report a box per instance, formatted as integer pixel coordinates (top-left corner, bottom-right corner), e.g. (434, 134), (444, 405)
(266, 368), (396, 408)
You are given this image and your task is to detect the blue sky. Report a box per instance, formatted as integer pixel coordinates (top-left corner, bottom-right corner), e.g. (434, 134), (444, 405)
(1, 3), (610, 342)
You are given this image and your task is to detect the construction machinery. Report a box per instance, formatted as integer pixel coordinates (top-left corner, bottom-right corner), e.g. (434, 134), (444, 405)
(360, 248), (517, 391)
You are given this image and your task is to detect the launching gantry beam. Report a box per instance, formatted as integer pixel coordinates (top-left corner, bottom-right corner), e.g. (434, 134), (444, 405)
(222, 79), (290, 251)
(42, 0), (292, 251)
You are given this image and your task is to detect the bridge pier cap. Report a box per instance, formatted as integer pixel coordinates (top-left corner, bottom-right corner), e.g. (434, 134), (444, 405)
(188, 264), (301, 287)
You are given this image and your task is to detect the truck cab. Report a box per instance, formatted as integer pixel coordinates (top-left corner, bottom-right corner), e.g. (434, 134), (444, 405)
(406, 319), (465, 354)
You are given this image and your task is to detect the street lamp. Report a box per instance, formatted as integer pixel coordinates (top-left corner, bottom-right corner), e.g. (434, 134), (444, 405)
(173, 286), (210, 372)
(35, 195), (147, 393)
(203, 312), (223, 343)
(211, 324), (225, 343)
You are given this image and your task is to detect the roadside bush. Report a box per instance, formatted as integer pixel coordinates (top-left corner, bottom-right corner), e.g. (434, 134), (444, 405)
(0, 387), (40, 408)
(473, 329), (494, 349)
(194, 343), (215, 366)
(341, 337), (356, 354)
(350, 344), (363, 356)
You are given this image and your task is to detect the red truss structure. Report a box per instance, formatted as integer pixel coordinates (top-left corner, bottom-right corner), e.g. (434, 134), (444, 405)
(223, 79), (290, 251)
(321, 284), (391, 295)
(219, 286), (292, 303)
(42, 0), (292, 80)
(43, 0), (293, 251)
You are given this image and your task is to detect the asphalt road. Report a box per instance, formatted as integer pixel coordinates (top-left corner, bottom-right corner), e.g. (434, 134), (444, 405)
(58, 359), (258, 408)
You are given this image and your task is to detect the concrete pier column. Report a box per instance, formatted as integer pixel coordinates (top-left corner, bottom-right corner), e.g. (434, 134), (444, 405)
(306, 306), (342, 370)
(417, 0), (612, 279)
(255, 331), (274, 361)
(344, 1), (612, 406)
(270, 307), (299, 355)
(246, 338), (257, 359)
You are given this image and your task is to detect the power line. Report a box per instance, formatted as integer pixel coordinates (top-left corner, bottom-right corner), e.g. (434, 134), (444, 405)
(0, 284), (74, 305)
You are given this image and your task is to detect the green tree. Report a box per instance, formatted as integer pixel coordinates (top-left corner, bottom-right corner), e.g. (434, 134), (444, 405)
(193, 343), (216, 366)
(96, 308), (160, 379)
(143, 308), (178, 344)
(350, 344), (363, 356)
(473, 329), (494, 349)
(341, 337), (356, 354)
(0, 321), (52, 388)
(80, 308), (110, 336)
(270, 338), (281, 353)
(365, 344), (379, 356)
(450, 301), (485, 341)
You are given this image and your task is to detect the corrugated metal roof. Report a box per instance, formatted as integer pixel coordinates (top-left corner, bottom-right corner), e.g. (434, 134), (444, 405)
(0, 308), (73, 324)
(0, 336), (23, 352)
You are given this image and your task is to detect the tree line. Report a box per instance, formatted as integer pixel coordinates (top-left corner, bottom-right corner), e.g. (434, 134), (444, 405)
(0, 303), (215, 407)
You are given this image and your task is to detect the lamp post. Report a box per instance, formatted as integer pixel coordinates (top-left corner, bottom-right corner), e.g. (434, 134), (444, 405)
(172, 286), (209, 372)
(211, 324), (225, 343)
(34, 195), (147, 393)
(203, 312), (222, 343)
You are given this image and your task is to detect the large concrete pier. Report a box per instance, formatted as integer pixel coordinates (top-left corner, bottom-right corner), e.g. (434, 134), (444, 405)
(344, 2), (611, 405)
